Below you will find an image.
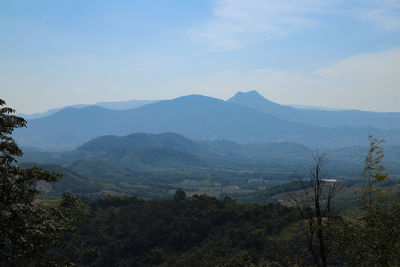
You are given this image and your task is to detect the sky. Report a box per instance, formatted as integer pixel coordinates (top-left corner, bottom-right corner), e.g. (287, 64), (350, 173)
(1, 0), (400, 114)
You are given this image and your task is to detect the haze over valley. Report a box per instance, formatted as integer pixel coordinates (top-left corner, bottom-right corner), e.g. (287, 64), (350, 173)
(14, 90), (400, 201)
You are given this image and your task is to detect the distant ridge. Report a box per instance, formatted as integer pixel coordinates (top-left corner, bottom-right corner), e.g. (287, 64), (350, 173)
(14, 92), (400, 150)
(228, 90), (400, 130)
(20, 131), (400, 176)
(19, 132), (315, 172)
(20, 99), (158, 119)
(287, 104), (346, 111)
(228, 90), (297, 118)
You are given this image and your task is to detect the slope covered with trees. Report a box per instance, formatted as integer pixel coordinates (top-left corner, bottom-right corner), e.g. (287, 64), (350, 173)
(66, 194), (302, 266)
(17, 131), (400, 199)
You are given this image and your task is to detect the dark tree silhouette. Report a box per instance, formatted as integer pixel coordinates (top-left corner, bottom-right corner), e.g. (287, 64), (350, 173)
(0, 99), (86, 266)
(173, 188), (186, 201)
(286, 152), (339, 267)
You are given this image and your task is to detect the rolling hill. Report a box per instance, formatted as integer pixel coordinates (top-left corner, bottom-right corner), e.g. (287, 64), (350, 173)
(19, 132), (400, 198)
(20, 132), (400, 175)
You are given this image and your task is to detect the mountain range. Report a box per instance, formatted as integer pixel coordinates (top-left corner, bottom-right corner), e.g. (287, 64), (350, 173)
(228, 91), (400, 130)
(20, 132), (400, 197)
(20, 99), (157, 119)
(21, 132), (310, 172)
(14, 91), (400, 150)
(21, 131), (400, 174)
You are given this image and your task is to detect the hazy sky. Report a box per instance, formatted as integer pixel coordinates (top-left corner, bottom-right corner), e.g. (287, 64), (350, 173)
(1, 0), (400, 113)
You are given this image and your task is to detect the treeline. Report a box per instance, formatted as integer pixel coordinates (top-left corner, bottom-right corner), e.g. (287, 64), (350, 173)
(64, 179), (400, 266)
(64, 194), (302, 266)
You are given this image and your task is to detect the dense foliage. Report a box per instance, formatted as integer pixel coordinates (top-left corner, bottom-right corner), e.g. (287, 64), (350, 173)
(330, 136), (400, 265)
(66, 195), (301, 266)
(0, 99), (86, 266)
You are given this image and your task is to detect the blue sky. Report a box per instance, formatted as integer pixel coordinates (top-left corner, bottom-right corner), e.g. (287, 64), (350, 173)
(1, 0), (400, 113)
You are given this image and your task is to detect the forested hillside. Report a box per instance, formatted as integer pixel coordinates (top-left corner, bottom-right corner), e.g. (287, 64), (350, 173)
(66, 194), (303, 266)
(18, 132), (400, 199)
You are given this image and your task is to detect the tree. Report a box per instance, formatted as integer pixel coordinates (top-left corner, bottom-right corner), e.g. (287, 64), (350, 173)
(362, 135), (389, 210)
(0, 99), (86, 266)
(173, 188), (186, 201)
(286, 152), (339, 267)
(332, 135), (400, 265)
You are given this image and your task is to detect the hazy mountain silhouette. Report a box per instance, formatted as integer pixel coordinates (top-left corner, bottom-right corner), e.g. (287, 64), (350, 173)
(228, 90), (400, 130)
(20, 99), (158, 119)
(14, 93), (400, 150)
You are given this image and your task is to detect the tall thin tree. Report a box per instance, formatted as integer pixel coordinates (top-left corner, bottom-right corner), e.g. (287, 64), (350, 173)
(286, 152), (339, 267)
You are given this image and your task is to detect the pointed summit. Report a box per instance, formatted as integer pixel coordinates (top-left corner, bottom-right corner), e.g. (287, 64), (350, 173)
(227, 90), (296, 117)
(228, 90), (283, 107)
(228, 90), (271, 103)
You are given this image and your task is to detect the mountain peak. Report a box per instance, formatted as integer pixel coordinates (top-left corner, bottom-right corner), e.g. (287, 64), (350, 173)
(228, 90), (277, 105)
(231, 90), (263, 99)
(227, 90), (299, 119)
(238, 90), (262, 96)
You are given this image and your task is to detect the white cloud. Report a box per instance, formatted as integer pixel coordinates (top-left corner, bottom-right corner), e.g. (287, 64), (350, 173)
(189, 0), (400, 50)
(355, 0), (400, 31)
(359, 10), (400, 31)
(314, 47), (400, 95)
(176, 47), (400, 112)
(189, 0), (325, 50)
